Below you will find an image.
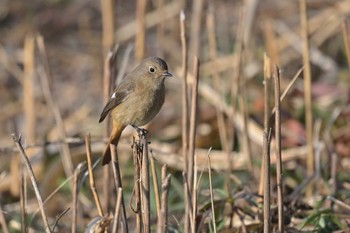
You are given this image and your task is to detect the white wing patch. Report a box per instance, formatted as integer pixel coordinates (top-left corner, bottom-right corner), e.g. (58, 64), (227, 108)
(111, 92), (116, 99)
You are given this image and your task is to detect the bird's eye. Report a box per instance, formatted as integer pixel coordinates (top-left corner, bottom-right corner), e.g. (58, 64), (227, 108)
(149, 66), (156, 73)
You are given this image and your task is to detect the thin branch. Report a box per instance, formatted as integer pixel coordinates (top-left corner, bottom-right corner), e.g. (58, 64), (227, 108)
(85, 134), (104, 216)
(72, 162), (86, 233)
(52, 208), (70, 232)
(110, 144), (128, 232)
(0, 199), (9, 233)
(12, 134), (52, 233)
(274, 65), (284, 233)
(112, 188), (123, 233)
(150, 154), (161, 219)
(141, 134), (150, 233)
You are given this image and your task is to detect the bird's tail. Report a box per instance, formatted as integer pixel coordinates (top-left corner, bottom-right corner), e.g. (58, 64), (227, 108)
(102, 123), (125, 165)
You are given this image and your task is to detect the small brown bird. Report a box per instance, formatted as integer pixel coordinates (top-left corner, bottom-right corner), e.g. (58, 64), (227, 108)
(99, 57), (172, 165)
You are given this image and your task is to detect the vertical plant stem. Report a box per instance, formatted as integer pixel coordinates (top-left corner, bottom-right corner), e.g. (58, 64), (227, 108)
(300, 0), (314, 189)
(342, 19), (350, 72)
(191, 154), (198, 233)
(150, 154), (161, 219)
(208, 153), (217, 233)
(12, 134), (52, 233)
(112, 188), (123, 233)
(135, 0), (147, 60)
(141, 135), (150, 233)
(85, 134), (104, 217)
(259, 54), (271, 196)
(132, 138), (142, 233)
(36, 35), (73, 179)
(206, 3), (232, 187)
(20, 167), (27, 233)
(156, 0), (164, 57)
(101, 0), (115, 56)
(263, 130), (271, 233)
(72, 162), (85, 233)
(23, 33), (36, 144)
(274, 66), (284, 233)
(189, 0), (204, 58)
(102, 46), (118, 214)
(110, 144), (128, 232)
(180, 11), (190, 233)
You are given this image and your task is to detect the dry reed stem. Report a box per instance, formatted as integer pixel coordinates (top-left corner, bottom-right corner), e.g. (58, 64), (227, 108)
(342, 19), (350, 72)
(0, 198), (9, 233)
(132, 138), (141, 233)
(206, 3), (232, 187)
(156, 0), (165, 57)
(101, 0), (115, 56)
(274, 65), (284, 233)
(12, 134), (52, 233)
(102, 45), (118, 214)
(85, 134), (104, 217)
(259, 54), (271, 197)
(23, 33), (36, 144)
(300, 0), (314, 195)
(150, 154), (161, 219)
(263, 130), (271, 233)
(36, 35), (73, 178)
(182, 172), (193, 233)
(157, 166), (171, 233)
(20, 167), (26, 233)
(135, 0), (147, 60)
(141, 135), (150, 233)
(112, 187), (123, 233)
(189, 0), (204, 58)
(191, 154), (198, 233)
(188, 56), (199, 193)
(180, 10), (189, 171)
(180, 11), (190, 233)
(263, 18), (279, 67)
(110, 144), (128, 232)
(207, 151), (217, 233)
(72, 162), (85, 233)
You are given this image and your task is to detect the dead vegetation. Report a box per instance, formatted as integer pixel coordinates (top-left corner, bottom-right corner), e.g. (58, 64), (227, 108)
(1, 0), (350, 232)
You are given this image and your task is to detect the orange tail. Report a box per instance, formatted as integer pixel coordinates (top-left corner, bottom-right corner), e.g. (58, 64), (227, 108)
(102, 123), (125, 165)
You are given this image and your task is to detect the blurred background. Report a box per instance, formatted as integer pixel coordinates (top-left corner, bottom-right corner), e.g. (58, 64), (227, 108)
(1, 0), (350, 232)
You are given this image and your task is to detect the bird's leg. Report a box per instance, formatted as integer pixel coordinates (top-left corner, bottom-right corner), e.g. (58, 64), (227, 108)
(131, 125), (148, 138)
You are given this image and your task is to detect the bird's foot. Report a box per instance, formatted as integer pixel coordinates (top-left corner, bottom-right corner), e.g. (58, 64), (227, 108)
(131, 125), (148, 137)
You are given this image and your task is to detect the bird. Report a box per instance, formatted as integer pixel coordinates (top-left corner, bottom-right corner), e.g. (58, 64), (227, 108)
(99, 57), (172, 165)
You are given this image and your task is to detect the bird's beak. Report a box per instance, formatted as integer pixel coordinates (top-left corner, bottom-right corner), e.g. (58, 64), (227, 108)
(163, 71), (173, 77)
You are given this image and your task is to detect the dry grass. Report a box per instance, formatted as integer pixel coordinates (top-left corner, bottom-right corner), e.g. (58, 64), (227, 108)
(1, 0), (350, 232)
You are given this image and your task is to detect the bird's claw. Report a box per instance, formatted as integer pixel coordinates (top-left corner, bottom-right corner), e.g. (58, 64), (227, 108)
(131, 125), (148, 137)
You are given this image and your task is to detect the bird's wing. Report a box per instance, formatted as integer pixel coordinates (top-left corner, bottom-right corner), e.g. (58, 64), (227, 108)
(99, 80), (136, 123)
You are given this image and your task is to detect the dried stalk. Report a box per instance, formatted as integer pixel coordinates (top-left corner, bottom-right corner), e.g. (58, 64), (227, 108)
(23, 33), (36, 144)
(141, 135), (150, 233)
(150, 154), (161, 219)
(191, 154), (198, 233)
(36, 35), (73, 179)
(132, 138), (141, 233)
(72, 162), (85, 233)
(102, 46), (118, 214)
(101, 0), (115, 56)
(110, 144), (128, 232)
(20, 167), (27, 233)
(263, 130), (271, 233)
(157, 169), (171, 233)
(341, 19), (350, 72)
(180, 11), (190, 233)
(189, 0), (204, 58)
(208, 152), (217, 233)
(85, 134), (104, 216)
(135, 0), (147, 60)
(112, 188), (123, 233)
(274, 65), (284, 233)
(12, 134), (52, 233)
(300, 0), (314, 188)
